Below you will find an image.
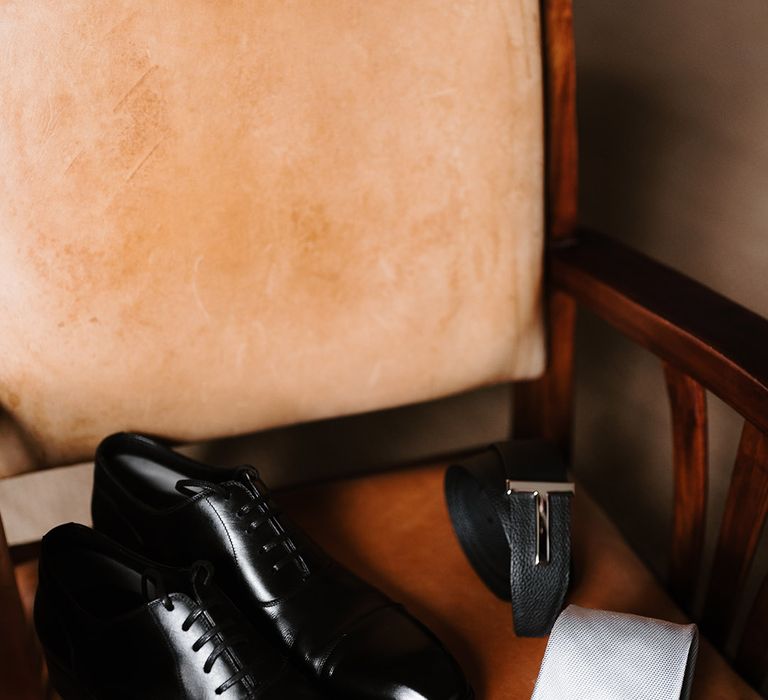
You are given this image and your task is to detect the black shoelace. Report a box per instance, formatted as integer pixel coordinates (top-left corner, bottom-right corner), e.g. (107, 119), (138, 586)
(176, 467), (310, 576)
(142, 562), (253, 695)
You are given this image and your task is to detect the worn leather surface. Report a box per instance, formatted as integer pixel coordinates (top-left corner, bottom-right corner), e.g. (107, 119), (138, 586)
(34, 523), (320, 699)
(0, 0), (545, 473)
(92, 433), (472, 699)
(276, 464), (762, 700)
(445, 442), (571, 637)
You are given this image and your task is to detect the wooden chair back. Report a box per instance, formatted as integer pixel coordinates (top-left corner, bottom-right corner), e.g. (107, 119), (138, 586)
(2, 0), (767, 696)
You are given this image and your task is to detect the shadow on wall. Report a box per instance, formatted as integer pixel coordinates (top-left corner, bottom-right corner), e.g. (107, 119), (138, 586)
(578, 73), (669, 251)
(196, 384), (511, 489)
(0, 385), (512, 547)
(574, 71), (690, 575)
(572, 0), (768, 675)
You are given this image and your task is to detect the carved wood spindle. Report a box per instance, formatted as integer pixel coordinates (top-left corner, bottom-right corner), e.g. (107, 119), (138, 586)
(513, 290), (576, 460)
(702, 421), (768, 646)
(542, 0), (578, 241)
(513, 0), (579, 454)
(736, 571), (768, 690)
(663, 363), (708, 610)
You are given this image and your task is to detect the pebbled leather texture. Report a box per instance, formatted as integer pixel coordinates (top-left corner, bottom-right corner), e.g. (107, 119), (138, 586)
(508, 491), (571, 637)
(92, 433), (473, 700)
(34, 523), (321, 699)
(444, 440), (572, 637)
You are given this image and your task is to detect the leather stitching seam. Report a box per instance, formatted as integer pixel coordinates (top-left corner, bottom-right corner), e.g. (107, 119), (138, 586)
(206, 495), (239, 566)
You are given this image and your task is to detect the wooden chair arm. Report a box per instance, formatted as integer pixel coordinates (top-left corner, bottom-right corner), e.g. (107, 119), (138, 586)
(550, 229), (768, 433)
(550, 229), (768, 689)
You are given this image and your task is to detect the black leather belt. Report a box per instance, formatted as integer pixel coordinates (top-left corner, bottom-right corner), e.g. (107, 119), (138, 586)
(444, 440), (574, 637)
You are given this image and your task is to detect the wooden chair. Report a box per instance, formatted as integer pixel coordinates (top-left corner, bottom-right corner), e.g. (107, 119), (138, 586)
(1, 1), (766, 698)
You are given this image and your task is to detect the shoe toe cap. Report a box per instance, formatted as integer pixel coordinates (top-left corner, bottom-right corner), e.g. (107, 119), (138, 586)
(323, 606), (471, 700)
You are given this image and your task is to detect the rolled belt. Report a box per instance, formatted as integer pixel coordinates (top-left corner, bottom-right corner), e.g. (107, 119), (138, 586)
(444, 440), (574, 637)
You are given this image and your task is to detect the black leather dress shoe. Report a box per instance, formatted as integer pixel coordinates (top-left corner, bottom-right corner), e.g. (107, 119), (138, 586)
(35, 523), (322, 699)
(92, 433), (473, 700)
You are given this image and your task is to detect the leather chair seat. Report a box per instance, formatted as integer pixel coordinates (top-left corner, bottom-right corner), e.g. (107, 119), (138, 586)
(279, 463), (760, 699)
(14, 461), (759, 699)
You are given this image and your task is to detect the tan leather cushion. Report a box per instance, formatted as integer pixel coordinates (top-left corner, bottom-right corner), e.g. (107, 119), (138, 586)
(278, 464), (760, 699)
(0, 1), (545, 471)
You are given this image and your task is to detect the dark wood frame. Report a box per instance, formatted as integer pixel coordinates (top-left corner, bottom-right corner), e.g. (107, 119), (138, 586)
(516, 0), (768, 691)
(2, 0), (767, 695)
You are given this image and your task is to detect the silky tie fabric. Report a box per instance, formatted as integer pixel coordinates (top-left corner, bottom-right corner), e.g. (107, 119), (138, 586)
(532, 605), (699, 700)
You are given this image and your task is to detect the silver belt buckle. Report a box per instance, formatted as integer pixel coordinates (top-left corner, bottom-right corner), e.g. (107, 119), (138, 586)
(506, 480), (575, 566)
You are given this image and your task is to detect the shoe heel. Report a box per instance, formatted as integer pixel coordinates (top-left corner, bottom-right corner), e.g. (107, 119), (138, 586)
(91, 486), (144, 551)
(45, 653), (87, 700)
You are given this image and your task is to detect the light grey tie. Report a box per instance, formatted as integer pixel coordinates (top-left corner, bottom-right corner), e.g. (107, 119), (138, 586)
(531, 605), (699, 700)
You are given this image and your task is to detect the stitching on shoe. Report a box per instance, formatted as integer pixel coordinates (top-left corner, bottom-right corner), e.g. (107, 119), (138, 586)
(247, 658), (291, 699)
(150, 595), (258, 699)
(94, 486), (146, 549)
(206, 495), (239, 566)
(314, 601), (399, 678)
(96, 456), (210, 515)
(149, 596), (187, 697)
